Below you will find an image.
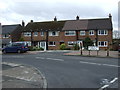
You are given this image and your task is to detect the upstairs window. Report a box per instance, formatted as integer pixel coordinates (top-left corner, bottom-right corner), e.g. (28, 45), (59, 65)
(23, 32), (31, 37)
(33, 32), (38, 36)
(65, 31), (76, 36)
(41, 31), (44, 36)
(80, 31), (85, 35)
(98, 30), (108, 35)
(49, 31), (59, 36)
(89, 30), (94, 35)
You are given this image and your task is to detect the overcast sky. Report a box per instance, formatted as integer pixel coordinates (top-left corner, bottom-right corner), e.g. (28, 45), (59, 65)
(0, 0), (119, 30)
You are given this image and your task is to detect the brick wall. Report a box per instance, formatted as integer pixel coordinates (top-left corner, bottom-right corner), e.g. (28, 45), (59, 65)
(21, 30), (113, 50)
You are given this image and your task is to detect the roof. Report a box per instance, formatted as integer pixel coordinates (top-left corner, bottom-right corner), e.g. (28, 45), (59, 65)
(2, 39), (11, 45)
(23, 18), (112, 32)
(2, 24), (21, 34)
(62, 18), (112, 30)
(23, 21), (66, 32)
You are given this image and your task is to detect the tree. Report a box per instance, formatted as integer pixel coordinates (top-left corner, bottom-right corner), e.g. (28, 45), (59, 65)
(83, 37), (93, 49)
(19, 37), (24, 41)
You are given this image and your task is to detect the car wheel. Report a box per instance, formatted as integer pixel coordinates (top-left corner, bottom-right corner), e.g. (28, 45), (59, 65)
(17, 50), (21, 53)
(3, 50), (6, 54)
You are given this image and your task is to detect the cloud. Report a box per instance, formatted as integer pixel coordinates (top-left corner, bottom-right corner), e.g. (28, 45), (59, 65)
(0, 0), (119, 30)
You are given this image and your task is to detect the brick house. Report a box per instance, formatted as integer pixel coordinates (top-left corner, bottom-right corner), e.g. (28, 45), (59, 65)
(21, 14), (113, 50)
(1, 24), (22, 47)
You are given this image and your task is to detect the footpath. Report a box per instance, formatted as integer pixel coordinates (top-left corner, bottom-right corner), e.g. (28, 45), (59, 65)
(64, 50), (119, 58)
(2, 62), (47, 89)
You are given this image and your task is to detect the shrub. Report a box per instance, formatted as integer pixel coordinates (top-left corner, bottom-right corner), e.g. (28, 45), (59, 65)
(28, 46), (44, 51)
(73, 44), (80, 50)
(60, 44), (66, 50)
(83, 37), (94, 50)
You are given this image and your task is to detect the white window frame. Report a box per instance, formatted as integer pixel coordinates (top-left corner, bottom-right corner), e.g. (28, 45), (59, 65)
(49, 31), (59, 36)
(23, 32), (31, 37)
(80, 31), (85, 35)
(33, 32), (38, 36)
(89, 30), (94, 35)
(98, 41), (108, 47)
(65, 31), (76, 36)
(2, 34), (10, 38)
(98, 30), (108, 35)
(68, 41), (76, 46)
(48, 41), (56, 46)
(41, 31), (44, 36)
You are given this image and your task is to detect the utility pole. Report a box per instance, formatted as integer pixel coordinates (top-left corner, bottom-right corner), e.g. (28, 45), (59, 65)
(107, 41), (109, 57)
(80, 42), (83, 55)
(46, 30), (48, 50)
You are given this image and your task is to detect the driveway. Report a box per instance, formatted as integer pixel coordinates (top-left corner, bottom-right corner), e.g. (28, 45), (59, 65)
(2, 51), (119, 88)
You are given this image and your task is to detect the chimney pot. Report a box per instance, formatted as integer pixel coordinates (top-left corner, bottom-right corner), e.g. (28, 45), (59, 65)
(54, 16), (57, 21)
(76, 15), (79, 20)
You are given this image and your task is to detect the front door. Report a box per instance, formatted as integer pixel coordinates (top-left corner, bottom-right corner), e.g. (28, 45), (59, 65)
(40, 42), (46, 51)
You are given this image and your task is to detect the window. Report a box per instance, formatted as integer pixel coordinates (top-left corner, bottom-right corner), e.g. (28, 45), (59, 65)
(23, 32), (31, 37)
(98, 30), (108, 35)
(49, 31), (59, 36)
(41, 31), (44, 36)
(68, 41), (76, 46)
(2, 34), (10, 38)
(33, 32), (38, 36)
(89, 30), (94, 35)
(80, 31), (85, 35)
(98, 41), (107, 47)
(48, 41), (56, 46)
(65, 31), (76, 36)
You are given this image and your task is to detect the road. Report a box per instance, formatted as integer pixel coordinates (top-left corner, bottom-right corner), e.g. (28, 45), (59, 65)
(2, 51), (119, 88)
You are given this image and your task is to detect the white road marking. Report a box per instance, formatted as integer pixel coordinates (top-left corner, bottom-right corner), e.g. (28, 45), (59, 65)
(79, 61), (120, 67)
(36, 57), (64, 61)
(99, 77), (118, 90)
(46, 58), (64, 61)
(110, 77), (118, 84)
(2, 62), (21, 67)
(36, 57), (45, 59)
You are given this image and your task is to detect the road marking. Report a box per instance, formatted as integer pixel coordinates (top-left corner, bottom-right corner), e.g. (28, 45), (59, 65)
(36, 57), (45, 59)
(46, 58), (64, 61)
(36, 57), (64, 61)
(2, 62), (21, 67)
(99, 77), (118, 90)
(79, 61), (120, 68)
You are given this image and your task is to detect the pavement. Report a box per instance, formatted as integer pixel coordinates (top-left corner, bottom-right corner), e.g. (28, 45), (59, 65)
(64, 50), (119, 58)
(0, 50), (119, 59)
(2, 62), (47, 89)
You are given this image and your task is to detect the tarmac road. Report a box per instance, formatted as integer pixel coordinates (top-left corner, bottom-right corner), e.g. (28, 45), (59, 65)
(2, 51), (119, 88)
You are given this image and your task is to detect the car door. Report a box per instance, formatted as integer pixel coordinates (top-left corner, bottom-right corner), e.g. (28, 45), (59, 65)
(5, 44), (14, 52)
(7, 43), (17, 52)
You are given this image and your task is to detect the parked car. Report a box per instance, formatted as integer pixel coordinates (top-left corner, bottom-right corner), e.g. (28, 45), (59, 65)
(2, 42), (29, 53)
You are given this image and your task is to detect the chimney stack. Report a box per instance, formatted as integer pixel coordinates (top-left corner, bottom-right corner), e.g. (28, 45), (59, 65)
(109, 13), (112, 21)
(76, 15), (79, 20)
(54, 16), (57, 21)
(30, 20), (33, 23)
(22, 20), (25, 27)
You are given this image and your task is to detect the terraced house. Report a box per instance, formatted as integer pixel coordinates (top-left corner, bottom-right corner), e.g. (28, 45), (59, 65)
(21, 14), (113, 50)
